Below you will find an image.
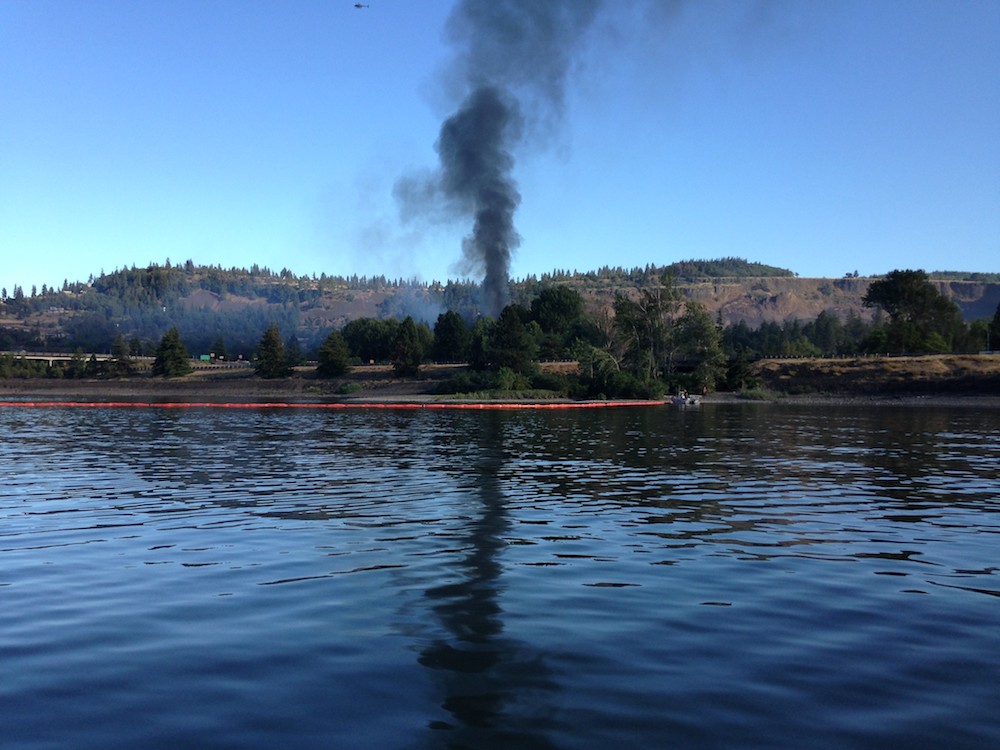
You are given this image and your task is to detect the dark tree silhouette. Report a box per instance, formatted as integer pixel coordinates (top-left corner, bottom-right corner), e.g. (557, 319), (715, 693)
(391, 317), (424, 377)
(433, 310), (472, 362)
(316, 330), (351, 378)
(488, 305), (537, 375)
(863, 269), (965, 352)
(152, 327), (192, 377)
(108, 333), (134, 377)
(255, 324), (291, 378)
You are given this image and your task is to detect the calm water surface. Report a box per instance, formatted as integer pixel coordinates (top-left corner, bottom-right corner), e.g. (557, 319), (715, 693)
(1, 403), (998, 749)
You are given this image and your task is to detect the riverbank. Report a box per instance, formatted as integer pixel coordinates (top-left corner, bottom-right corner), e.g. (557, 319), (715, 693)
(704, 391), (1000, 408)
(2, 380), (998, 409)
(1, 355), (997, 406)
(0, 363), (451, 400)
(750, 353), (1000, 397)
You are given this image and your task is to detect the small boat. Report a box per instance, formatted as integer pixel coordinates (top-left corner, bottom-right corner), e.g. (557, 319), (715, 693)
(670, 391), (700, 406)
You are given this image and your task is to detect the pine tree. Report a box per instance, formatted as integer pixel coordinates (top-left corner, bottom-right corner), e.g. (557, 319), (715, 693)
(210, 336), (228, 361)
(109, 333), (134, 377)
(675, 302), (726, 391)
(255, 324), (291, 378)
(317, 330), (351, 377)
(488, 305), (537, 375)
(285, 335), (304, 366)
(432, 310), (472, 362)
(67, 348), (87, 379)
(152, 327), (192, 377)
(391, 317), (423, 377)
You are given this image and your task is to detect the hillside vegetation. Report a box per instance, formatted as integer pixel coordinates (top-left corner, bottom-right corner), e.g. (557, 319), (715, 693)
(3, 258), (998, 359)
(2, 260), (998, 402)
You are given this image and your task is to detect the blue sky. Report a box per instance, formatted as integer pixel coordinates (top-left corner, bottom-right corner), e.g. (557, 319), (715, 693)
(2, 0), (998, 294)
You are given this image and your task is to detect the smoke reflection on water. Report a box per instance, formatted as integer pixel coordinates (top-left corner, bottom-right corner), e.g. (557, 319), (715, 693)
(1, 404), (999, 748)
(414, 411), (558, 747)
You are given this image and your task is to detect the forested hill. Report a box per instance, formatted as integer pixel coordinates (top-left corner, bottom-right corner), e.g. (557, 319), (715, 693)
(1, 257), (998, 358)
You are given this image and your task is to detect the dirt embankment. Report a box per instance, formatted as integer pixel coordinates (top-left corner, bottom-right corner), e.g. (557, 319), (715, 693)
(750, 354), (1000, 397)
(0, 363), (467, 402)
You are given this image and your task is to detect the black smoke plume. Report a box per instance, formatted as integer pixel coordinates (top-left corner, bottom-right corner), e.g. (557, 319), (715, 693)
(438, 86), (522, 318)
(397, 0), (605, 318)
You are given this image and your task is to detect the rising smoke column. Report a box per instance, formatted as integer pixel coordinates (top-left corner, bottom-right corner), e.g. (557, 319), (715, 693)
(436, 86), (523, 319)
(399, 0), (605, 318)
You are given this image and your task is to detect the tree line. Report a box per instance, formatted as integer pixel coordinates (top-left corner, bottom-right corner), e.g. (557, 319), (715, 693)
(278, 269), (1000, 398)
(0, 256), (802, 356)
(3, 259), (995, 360)
(2, 268), (998, 397)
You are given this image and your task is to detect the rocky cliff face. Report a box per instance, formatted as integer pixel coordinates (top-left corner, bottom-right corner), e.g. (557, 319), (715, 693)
(935, 281), (1000, 320)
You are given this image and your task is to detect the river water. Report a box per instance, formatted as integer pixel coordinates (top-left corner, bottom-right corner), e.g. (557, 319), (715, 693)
(1, 402), (998, 749)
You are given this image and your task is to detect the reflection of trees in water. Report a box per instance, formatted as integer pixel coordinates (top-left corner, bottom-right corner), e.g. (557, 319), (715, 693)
(98, 410), (445, 521)
(417, 411), (558, 749)
(81, 408), (304, 484)
(489, 406), (1000, 567)
(721, 407), (1000, 513)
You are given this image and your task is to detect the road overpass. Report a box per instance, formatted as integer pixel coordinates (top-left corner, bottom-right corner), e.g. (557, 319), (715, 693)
(0, 351), (249, 369)
(0, 350), (139, 366)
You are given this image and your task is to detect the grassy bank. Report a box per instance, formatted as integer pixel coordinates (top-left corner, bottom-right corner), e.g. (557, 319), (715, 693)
(750, 354), (1000, 397)
(1, 355), (998, 402)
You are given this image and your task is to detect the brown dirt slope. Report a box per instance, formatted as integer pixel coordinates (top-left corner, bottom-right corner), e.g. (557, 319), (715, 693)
(751, 354), (1000, 396)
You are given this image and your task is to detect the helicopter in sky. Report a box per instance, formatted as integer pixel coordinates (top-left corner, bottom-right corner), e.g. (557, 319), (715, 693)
(354, 3), (369, 8)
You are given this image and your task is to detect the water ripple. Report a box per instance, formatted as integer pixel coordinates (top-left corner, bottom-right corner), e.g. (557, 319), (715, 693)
(2, 404), (999, 749)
